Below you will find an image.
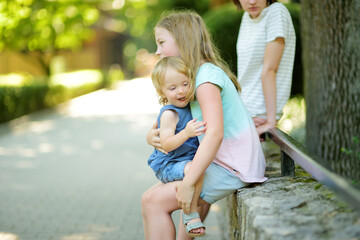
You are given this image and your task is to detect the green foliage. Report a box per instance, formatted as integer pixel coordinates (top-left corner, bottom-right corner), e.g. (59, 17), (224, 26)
(284, 3), (302, 96)
(0, 70), (104, 123)
(114, 0), (212, 49)
(204, 2), (303, 95)
(0, 84), (49, 123)
(341, 137), (360, 159)
(341, 136), (360, 185)
(106, 0), (211, 77)
(204, 4), (243, 75)
(0, 0), (99, 75)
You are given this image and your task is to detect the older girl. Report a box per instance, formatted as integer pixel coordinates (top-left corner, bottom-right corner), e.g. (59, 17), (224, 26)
(142, 11), (267, 240)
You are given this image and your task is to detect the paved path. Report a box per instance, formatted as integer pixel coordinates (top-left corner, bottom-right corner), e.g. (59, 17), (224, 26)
(0, 78), (223, 240)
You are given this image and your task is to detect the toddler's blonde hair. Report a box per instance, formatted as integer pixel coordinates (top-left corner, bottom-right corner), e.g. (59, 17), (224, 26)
(151, 56), (195, 106)
(156, 10), (241, 92)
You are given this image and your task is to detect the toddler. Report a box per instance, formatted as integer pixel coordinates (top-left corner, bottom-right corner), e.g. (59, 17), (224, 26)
(147, 56), (207, 237)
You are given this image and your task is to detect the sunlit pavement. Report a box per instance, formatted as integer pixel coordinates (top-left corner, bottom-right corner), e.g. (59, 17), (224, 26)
(0, 78), (222, 240)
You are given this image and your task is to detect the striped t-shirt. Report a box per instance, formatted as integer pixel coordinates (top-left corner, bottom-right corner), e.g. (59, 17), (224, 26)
(236, 2), (296, 118)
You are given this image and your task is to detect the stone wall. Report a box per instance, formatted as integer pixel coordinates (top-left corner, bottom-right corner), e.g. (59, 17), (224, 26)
(218, 166), (360, 240)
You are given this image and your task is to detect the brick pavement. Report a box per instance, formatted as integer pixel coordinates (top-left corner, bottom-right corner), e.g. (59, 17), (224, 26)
(0, 78), (223, 240)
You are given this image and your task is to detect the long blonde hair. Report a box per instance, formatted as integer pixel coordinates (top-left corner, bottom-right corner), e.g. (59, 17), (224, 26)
(156, 10), (241, 92)
(151, 56), (195, 105)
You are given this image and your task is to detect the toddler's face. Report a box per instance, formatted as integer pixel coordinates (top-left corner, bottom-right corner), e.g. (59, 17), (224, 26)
(161, 67), (190, 108)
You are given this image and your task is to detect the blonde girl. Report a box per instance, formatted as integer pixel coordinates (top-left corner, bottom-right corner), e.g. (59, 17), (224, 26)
(142, 10), (267, 240)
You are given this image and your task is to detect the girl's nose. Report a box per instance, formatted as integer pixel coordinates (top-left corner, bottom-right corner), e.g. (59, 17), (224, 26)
(155, 47), (161, 57)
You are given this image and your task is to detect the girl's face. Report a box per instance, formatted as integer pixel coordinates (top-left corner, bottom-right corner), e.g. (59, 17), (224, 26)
(239, 0), (267, 19)
(155, 27), (181, 59)
(161, 67), (190, 108)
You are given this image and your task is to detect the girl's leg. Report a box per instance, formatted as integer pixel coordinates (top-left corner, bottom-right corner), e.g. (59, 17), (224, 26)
(142, 181), (181, 240)
(142, 182), (163, 240)
(199, 202), (211, 221)
(178, 163), (205, 237)
(190, 172), (203, 213)
(177, 200), (210, 240)
(184, 162), (204, 216)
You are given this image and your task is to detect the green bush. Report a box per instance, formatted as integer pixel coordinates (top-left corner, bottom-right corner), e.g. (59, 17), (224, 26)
(204, 2), (303, 96)
(0, 84), (49, 123)
(0, 70), (105, 124)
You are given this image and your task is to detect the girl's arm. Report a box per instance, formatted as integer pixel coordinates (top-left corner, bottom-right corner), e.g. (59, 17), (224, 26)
(160, 110), (206, 153)
(257, 37), (285, 135)
(176, 83), (224, 213)
(146, 121), (167, 154)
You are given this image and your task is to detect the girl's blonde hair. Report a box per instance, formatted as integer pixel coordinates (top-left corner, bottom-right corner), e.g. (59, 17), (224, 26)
(156, 10), (241, 92)
(151, 56), (195, 106)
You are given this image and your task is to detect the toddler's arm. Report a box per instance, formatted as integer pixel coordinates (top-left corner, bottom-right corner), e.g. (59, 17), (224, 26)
(160, 110), (206, 153)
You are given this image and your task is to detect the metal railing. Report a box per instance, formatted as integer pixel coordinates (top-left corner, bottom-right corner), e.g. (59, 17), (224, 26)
(267, 128), (360, 212)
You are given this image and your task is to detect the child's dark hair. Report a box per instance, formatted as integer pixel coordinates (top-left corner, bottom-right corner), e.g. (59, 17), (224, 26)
(232, 0), (277, 10)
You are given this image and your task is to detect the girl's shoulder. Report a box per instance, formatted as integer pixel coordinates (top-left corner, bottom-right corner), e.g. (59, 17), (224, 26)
(196, 63), (229, 88)
(267, 2), (290, 15)
(198, 63), (226, 76)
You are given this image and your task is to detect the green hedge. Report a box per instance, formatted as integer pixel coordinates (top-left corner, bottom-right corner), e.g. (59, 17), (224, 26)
(0, 70), (105, 124)
(204, 2), (302, 96)
(0, 84), (49, 123)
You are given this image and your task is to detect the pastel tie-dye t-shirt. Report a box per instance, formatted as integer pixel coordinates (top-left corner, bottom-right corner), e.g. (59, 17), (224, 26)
(190, 63), (267, 183)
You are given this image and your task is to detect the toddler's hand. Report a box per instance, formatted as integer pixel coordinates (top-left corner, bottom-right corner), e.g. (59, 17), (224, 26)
(184, 119), (207, 138)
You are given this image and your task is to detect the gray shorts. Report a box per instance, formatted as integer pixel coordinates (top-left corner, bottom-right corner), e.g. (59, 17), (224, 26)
(200, 162), (249, 204)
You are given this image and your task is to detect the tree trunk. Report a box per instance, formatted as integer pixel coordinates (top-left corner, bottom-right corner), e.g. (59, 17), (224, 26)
(301, 0), (360, 183)
(19, 51), (52, 77)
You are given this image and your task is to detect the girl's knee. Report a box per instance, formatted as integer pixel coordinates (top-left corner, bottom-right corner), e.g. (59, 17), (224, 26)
(141, 189), (154, 211)
(141, 188), (163, 214)
(141, 190), (153, 217)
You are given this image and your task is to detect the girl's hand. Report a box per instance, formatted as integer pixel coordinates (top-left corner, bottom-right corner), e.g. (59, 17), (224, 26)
(252, 117), (267, 127)
(255, 120), (277, 141)
(175, 180), (195, 215)
(184, 119), (207, 138)
(146, 121), (167, 154)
